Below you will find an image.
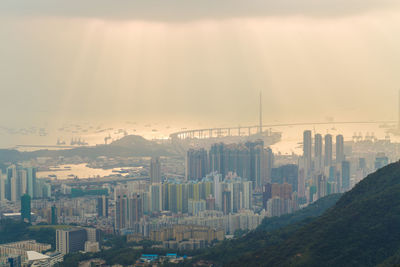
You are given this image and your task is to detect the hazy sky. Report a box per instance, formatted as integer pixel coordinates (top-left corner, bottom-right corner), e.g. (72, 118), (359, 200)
(1, 0), (400, 129)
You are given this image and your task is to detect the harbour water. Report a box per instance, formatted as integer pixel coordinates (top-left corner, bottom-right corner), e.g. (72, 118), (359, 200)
(37, 164), (143, 180)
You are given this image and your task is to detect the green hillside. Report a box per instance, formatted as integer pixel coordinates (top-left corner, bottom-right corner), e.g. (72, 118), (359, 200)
(194, 193), (341, 266)
(227, 161), (400, 267)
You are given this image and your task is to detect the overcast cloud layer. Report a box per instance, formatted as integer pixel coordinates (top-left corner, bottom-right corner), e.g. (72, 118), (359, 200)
(0, 1), (400, 147)
(1, 0), (400, 21)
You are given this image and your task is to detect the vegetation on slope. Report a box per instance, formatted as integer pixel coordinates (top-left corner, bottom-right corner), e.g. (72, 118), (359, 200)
(229, 162), (400, 267)
(0, 220), (58, 248)
(193, 193), (342, 266)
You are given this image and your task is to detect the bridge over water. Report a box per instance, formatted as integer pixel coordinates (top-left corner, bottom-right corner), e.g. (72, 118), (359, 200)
(170, 121), (396, 140)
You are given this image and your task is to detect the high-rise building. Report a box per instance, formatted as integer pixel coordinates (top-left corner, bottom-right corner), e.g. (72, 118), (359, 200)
(115, 195), (128, 232)
(266, 197), (282, 217)
(246, 140), (265, 189)
(18, 170), (27, 200)
(375, 153), (389, 170)
(97, 195), (109, 218)
(317, 174), (327, 199)
(262, 183), (272, 209)
(186, 149), (209, 181)
(297, 168), (305, 198)
(20, 194), (31, 223)
(150, 183), (162, 213)
(314, 134), (322, 158)
(264, 147), (274, 184)
(341, 161), (350, 192)
(336, 135), (344, 164)
(150, 157), (162, 184)
(206, 195), (215, 210)
(56, 228), (87, 254)
(26, 167), (37, 198)
(209, 144), (225, 178)
(271, 164), (298, 192)
(314, 134), (323, 171)
(222, 190), (232, 215)
(128, 194), (143, 227)
(303, 130), (312, 174)
(51, 205), (58, 225)
(324, 134), (333, 167)
(85, 228), (100, 243)
(7, 165), (18, 202)
(0, 173), (5, 201)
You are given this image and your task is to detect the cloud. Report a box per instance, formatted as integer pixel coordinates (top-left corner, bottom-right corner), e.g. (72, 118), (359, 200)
(1, 0), (399, 22)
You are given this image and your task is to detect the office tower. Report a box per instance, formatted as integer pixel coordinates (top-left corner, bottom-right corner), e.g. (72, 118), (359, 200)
(97, 195), (109, 217)
(150, 183), (162, 213)
(324, 134), (333, 167)
(56, 228), (87, 254)
(186, 149), (209, 180)
(26, 167), (37, 198)
(150, 157), (162, 184)
(303, 130), (312, 175)
(51, 205), (58, 225)
(341, 161), (350, 192)
(336, 135), (344, 164)
(314, 134), (323, 171)
(20, 194), (31, 223)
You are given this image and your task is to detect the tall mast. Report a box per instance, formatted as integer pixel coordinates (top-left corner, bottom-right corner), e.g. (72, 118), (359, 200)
(259, 91), (263, 134)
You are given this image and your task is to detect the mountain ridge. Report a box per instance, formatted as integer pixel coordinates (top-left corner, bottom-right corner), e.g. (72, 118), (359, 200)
(228, 161), (400, 267)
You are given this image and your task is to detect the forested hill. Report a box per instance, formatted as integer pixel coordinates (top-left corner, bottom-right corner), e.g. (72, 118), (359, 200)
(194, 193), (342, 266)
(227, 161), (400, 267)
(0, 135), (178, 165)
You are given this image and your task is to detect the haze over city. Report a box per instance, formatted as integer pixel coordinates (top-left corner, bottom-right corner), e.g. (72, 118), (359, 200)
(1, 1), (400, 267)
(1, 0), (400, 140)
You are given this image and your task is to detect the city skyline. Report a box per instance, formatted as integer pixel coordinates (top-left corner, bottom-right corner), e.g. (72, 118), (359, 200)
(1, 1), (400, 266)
